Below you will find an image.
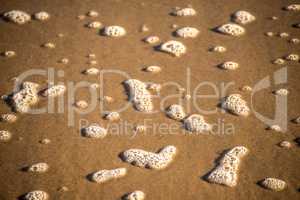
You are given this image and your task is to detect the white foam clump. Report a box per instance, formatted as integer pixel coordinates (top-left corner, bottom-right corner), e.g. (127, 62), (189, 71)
(3, 50), (16, 57)
(0, 113), (17, 123)
(84, 67), (99, 75)
(285, 54), (299, 61)
(4, 10), (31, 24)
(0, 130), (12, 142)
(166, 104), (186, 121)
(75, 100), (88, 109)
(221, 94), (250, 116)
(91, 168), (127, 183)
(41, 85), (66, 97)
(124, 79), (153, 112)
(28, 163), (49, 173)
(217, 23), (245, 36)
(144, 36), (160, 44)
(87, 21), (102, 29)
(273, 58), (285, 65)
(122, 145), (177, 170)
(176, 27), (199, 38)
(11, 82), (39, 113)
(274, 88), (288, 96)
(144, 66), (161, 73)
(124, 191), (145, 200)
(34, 11), (50, 21)
(105, 112), (120, 121)
(160, 40), (186, 57)
(260, 178), (287, 191)
(289, 38), (300, 44)
(184, 114), (212, 132)
(206, 146), (249, 187)
(285, 4), (300, 11)
(172, 7), (197, 16)
(82, 125), (107, 138)
(268, 125), (282, 132)
(103, 26), (126, 37)
(232, 11), (256, 25)
(211, 46), (226, 53)
(219, 61), (239, 70)
(24, 190), (49, 200)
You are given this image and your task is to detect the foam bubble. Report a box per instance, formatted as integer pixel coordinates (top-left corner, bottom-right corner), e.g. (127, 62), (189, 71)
(175, 27), (199, 38)
(103, 26), (126, 37)
(0, 130), (12, 142)
(124, 191), (145, 200)
(82, 125), (107, 138)
(260, 178), (286, 191)
(121, 145), (177, 170)
(166, 104), (186, 121)
(219, 61), (239, 70)
(4, 10), (31, 24)
(34, 11), (50, 21)
(217, 23), (245, 36)
(172, 7), (197, 16)
(24, 190), (49, 200)
(90, 168), (127, 183)
(160, 40), (186, 57)
(124, 79), (153, 112)
(221, 94), (250, 116)
(206, 146), (249, 187)
(184, 114), (212, 132)
(232, 11), (256, 24)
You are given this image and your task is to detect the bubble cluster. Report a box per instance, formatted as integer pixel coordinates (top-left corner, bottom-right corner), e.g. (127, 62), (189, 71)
(206, 146), (249, 187)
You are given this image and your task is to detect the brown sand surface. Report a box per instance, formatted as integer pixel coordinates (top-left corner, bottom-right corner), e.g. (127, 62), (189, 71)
(0, 0), (299, 199)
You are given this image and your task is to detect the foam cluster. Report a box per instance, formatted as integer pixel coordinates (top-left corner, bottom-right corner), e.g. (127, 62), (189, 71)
(274, 88), (288, 96)
(143, 36), (160, 44)
(260, 178), (286, 191)
(175, 27), (199, 38)
(84, 67), (99, 75)
(0, 130), (12, 142)
(28, 162), (49, 173)
(124, 191), (145, 200)
(90, 168), (127, 183)
(217, 23), (245, 36)
(166, 104), (186, 121)
(3, 10), (31, 24)
(172, 7), (197, 16)
(82, 125), (107, 138)
(144, 66), (161, 73)
(232, 11), (256, 25)
(0, 113), (17, 123)
(221, 94), (250, 116)
(87, 21), (102, 29)
(34, 11), (50, 21)
(184, 114), (212, 132)
(24, 190), (49, 200)
(124, 79), (153, 112)
(41, 84), (66, 97)
(11, 82), (39, 113)
(160, 40), (186, 57)
(285, 4), (300, 11)
(219, 61), (239, 70)
(103, 26), (126, 37)
(206, 146), (249, 187)
(210, 46), (226, 53)
(285, 54), (299, 61)
(121, 145), (177, 170)
(105, 111), (120, 121)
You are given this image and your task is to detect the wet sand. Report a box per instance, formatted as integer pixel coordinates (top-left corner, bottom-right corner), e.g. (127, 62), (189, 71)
(0, 0), (299, 199)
